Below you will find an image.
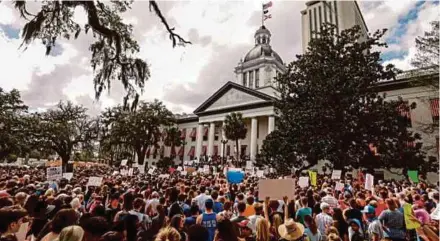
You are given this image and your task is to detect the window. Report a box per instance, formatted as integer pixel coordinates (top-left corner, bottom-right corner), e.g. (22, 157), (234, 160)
(190, 128), (196, 142)
(398, 102), (412, 128)
(430, 98), (439, 125)
(242, 72), (247, 87)
(255, 69), (260, 88)
(249, 71), (254, 88)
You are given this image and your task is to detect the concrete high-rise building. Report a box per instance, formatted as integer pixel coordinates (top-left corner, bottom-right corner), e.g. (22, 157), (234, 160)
(301, 0), (368, 52)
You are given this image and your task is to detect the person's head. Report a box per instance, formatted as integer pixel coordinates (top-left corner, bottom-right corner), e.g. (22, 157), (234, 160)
(80, 216), (110, 241)
(99, 231), (124, 241)
(223, 201), (232, 211)
(0, 205), (28, 234)
(70, 198), (81, 210)
(51, 208), (78, 234)
(211, 191), (218, 201)
(361, 205), (376, 221)
(205, 199), (214, 211)
(300, 197), (308, 207)
(170, 214), (184, 230)
(238, 220), (253, 238)
(122, 192), (134, 211)
(320, 202), (330, 214)
(255, 218), (270, 241)
(190, 205), (199, 216)
(254, 202), (263, 215)
(348, 219), (361, 232)
(186, 224), (209, 241)
(58, 225), (84, 241)
(154, 227), (180, 241)
(133, 198), (144, 211)
(14, 192), (27, 207)
(237, 202), (246, 214)
(216, 218), (239, 241)
(246, 196), (254, 205)
(385, 198), (397, 210)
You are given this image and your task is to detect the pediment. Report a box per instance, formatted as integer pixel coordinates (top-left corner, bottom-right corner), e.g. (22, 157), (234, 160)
(194, 81), (274, 114)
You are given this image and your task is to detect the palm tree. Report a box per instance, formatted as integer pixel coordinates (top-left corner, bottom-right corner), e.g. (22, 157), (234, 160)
(163, 127), (182, 160)
(223, 112), (247, 164)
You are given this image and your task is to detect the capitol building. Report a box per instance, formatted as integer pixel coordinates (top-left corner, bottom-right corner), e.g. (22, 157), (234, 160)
(143, 1), (439, 177)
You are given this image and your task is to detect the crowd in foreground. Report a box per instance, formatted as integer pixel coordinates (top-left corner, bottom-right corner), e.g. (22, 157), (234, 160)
(0, 163), (438, 241)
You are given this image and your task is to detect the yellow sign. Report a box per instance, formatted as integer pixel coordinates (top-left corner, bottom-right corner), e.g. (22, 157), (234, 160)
(308, 171), (317, 186)
(403, 203), (421, 230)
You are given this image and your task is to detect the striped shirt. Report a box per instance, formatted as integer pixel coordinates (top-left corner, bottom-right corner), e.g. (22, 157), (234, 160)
(315, 212), (333, 234)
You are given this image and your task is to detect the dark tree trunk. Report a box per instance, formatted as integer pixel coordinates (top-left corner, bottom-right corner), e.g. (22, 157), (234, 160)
(235, 139), (239, 166)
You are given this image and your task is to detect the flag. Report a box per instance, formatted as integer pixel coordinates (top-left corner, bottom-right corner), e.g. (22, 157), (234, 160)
(263, 9), (269, 14)
(263, 1), (273, 9)
(263, 14), (272, 21)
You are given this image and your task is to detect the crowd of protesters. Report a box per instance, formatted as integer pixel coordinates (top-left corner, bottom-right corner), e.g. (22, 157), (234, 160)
(0, 162), (438, 241)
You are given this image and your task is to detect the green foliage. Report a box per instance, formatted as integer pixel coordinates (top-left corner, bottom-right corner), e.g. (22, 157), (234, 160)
(163, 127), (182, 158)
(258, 24), (434, 175)
(411, 21), (439, 89)
(157, 156), (174, 169)
(223, 112), (247, 161)
(0, 88), (28, 160)
(100, 99), (175, 165)
(28, 101), (98, 166)
(11, 0), (190, 110)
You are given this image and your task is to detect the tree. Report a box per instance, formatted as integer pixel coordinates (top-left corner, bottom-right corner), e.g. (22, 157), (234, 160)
(9, 0), (190, 110)
(223, 112), (247, 163)
(163, 127), (182, 159)
(100, 99), (175, 165)
(0, 88), (28, 160)
(258, 24), (434, 176)
(411, 21), (439, 89)
(28, 101), (98, 167)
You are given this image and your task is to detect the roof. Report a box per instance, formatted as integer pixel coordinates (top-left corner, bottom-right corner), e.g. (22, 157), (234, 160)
(193, 81), (276, 115)
(244, 45), (283, 64)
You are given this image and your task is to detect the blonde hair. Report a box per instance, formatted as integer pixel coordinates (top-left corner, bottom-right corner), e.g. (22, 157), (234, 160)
(272, 214), (283, 238)
(256, 218), (270, 241)
(154, 227), (181, 241)
(58, 226), (84, 241)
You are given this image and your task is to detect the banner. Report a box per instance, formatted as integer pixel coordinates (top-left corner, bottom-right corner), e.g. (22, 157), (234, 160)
(331, 170), (342, 180)
(407, 170), (419, 183)
(258, 179), (295, 200)
(308, 171), (317, 186)
(46, 166), (62, 181)
(298, 176), (309, 188)
(87, 177), (103, 186)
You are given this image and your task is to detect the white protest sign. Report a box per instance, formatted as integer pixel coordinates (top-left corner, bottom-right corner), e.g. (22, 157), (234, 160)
(203, 165), (210, 174)
(62, 173), (73, 180)
(246, 161), (253, 170)
(177, 166), (183, 171)
(180, 171), (187, 176)
(331, 170), (342, 180)
(229, 168), (243, 172)
(138, 164), (145, 174)
(430, 206), (440, 220)
(192, 171), (198, 176)
(128, 168), (134, 176)
(335, 182), (345, 191)
(256, 170), (265, 178)
(198, 168), (204, 173)
(365, 173), (374, 190)
(148, 168), (155, 175)
(120, 169), (127, 176)
(87, 177), (103, 186)
(258, 179), (295, 200)
(46, 166), (62, 181)
(159, 174), (170, 178)
(120, 159), (128, 166)
(112, 171), (119, 176)
(298, 176), (309, 188)
(132, 163), (138, 168)
(269, 168), (274, 173)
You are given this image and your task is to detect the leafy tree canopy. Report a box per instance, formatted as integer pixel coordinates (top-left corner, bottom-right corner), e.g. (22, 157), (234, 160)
(223, 112), (247, 162)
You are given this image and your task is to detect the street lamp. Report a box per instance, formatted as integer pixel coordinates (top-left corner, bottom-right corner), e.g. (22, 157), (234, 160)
(221, 139), (228, 165)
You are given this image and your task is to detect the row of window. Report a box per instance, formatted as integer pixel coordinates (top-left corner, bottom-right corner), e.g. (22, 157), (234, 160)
(398, 99), (439, 127)
(309, 1), (339, 39)
(242, 68), (260, 89)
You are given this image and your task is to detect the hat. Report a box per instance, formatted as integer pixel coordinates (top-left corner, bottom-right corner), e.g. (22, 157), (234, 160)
(361, 205), (375, 214)
(278, 219), (305, 240)
(348, 219), (362, 227)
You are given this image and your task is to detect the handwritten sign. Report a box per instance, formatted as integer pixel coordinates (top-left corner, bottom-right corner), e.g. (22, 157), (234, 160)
(365, 173), (374, 190)
(177, 166), (182, 171)
(87, 177), (103, 186)
(298, 176), (309, 188)
(203, 165), (210, 174)
(308, 171), (317, 186)
(128, 168), (134, 176)
(120, 159), (128, 166)
(331, 170), (342, 180)
(46, 166), (62, 181)
(180, 171), (187, 176)
(258, 179), (295, 200)
(256, 170), (265, 178)
(62, 173), (73, 180)
(246, 161), (253, 170)
(335, 182), (344, 191)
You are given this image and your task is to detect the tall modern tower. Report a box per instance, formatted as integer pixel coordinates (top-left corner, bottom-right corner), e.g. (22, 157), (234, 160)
(301, 0), (368, 53)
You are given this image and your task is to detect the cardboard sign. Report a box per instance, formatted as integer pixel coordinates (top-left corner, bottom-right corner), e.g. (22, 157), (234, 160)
(365, 173), (374, 191)
(308, 171), (317, 186)
(186, 167), (196, 173)
(256, 170), (265, 178)
(298, 176), (309, 188)
(120, 159), (128, 166)
(62, 173), (73, 180)
(258, 179), (295, 200)
(46, 166), (62, 181)
(407, 170), (419, 183)
(331, 170), (342, 180)
(87, 177), (103, 186)
(335, 182), (345, 191)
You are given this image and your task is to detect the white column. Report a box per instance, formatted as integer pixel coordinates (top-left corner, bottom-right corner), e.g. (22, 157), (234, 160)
(220, 122), (226, 158)
(268, 115), (275, 134)
(207, 122), (215, 156)
(250, 117), (258, 161)
(195, 123), (204, 159)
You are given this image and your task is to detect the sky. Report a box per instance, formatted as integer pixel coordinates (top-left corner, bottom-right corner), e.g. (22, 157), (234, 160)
(0, 0), (438, 115)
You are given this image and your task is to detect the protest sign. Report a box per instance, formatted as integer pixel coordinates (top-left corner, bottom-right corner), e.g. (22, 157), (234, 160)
(331, 170), (342, 180)
(258, 179), (295, 200)
(365, 173), (374, 190)
(407, 170), (419, 183)
(298, 176), (309, 188)
(159, 174), (170, 179)
(186, 167), (196, 174)
(62, 173), (73, 180)
(177, 166), (182, 171)
(128, 168), (134, 176)
(148, 168), (155, 175)
(87, 177), (103, 186)
(120, 159), (128, 166)
(403, 203), (421, 229)
(335, 182), (345, 191)
(198, 168), (204, 173)
(138, 165), (145, 174)
(227, 171), (245, 184)
(203, 165), (210, 174)
(192, 171), (198, 176)
(246, 161), (253, 170)
(46, 166), (62, 181)
(308, 171), (317, 186)
(256, 170), (265, 178)
(430, 206), (440, 220)
(180, 171), (187, 176)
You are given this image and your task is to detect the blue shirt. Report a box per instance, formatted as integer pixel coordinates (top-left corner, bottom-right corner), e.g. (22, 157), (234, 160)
(213, 202), (224, 214)
(201, 212), (217, 241)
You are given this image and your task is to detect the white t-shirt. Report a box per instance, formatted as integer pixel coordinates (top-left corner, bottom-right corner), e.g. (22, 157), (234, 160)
(145, 198), (159, 214)
(194, 193), (211, 211)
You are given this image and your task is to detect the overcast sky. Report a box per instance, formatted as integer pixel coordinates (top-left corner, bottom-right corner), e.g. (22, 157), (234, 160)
(0, 0), (438, 115)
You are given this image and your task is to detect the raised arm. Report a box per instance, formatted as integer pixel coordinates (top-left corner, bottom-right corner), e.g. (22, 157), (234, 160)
(264, 196), (270, 223)
(283, 196), (289, 222)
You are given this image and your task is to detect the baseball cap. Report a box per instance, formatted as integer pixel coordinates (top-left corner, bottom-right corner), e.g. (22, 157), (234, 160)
(361, 205), (375, 214)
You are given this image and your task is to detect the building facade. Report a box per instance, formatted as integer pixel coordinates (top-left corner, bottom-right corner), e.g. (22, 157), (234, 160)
(143, 1), (439, 172)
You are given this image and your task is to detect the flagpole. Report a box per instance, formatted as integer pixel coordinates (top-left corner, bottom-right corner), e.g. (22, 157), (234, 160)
(261, 3), (264, 26)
